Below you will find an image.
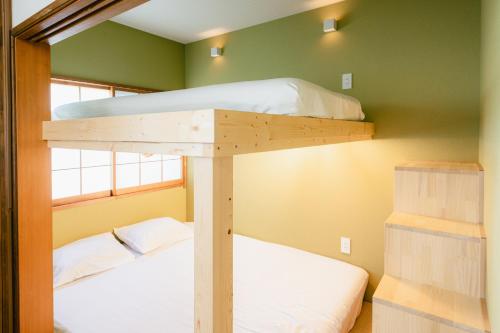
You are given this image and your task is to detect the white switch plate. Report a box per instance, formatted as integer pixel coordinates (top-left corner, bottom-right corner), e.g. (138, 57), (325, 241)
(340, 237), (351, 255)
(342, 73), (353, 90)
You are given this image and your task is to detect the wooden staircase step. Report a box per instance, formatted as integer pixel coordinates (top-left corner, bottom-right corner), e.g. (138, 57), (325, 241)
(384, 213), (486, 298)
(373, 275), (491, 333)
(386, 212), (485, 240)
(396, 161), (483, 173)
(394, 161), (484, 224)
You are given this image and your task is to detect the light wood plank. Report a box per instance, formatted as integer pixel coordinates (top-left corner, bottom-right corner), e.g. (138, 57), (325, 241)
(213, 110), (374, 143)
(385, 213), (486, 240)
(43, 109), (216, 143)
(396, 161), (483, 173)
(384, 220), (485, 298)
(47, 134), (372, 157)
(193, 157), (233, 333)
(15, 39), (53, 333)
(394, 166), (483, 224)
(43, 109), (374, 157)
(47, 140), (216, 157)
(373, 276), (490, 333)
(373, 302), (473, 333)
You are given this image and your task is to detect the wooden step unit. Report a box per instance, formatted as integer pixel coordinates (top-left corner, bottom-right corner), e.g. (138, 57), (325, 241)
(394, 161), (484, 224)
(374, 161), (490, 333)
(373, 275), (490, 333)
(384, 212), (486, 298)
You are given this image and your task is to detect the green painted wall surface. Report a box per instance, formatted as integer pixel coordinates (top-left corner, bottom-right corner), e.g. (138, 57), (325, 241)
(51, 21), (185, 91)
(185, 0), (480, 299)
(480, 0), (500, 329)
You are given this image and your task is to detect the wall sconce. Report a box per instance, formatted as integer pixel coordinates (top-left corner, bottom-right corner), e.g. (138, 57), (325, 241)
(211, 47), (223, 57)
(323, 18), (337, 32)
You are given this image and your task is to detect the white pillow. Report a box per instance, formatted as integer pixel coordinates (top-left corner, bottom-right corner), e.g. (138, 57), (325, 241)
(53, 233), (134, 288)
(114, 217), (193, 254)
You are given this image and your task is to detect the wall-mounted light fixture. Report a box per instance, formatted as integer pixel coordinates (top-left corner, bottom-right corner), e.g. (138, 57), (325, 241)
(323, 18), (337, 32)
(211, 47), (223, 57)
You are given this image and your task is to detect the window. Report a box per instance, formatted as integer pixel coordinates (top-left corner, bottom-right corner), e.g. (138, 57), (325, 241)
(50, 78), (184, 207)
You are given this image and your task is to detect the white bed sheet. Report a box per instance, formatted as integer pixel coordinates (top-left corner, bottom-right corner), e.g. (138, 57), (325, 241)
(52, 78), (365, 121)
(54, 235), (368, 333)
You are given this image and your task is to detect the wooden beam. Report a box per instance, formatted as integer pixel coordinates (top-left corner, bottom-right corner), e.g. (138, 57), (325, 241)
(14, 39), (53, 333)
(12, 0), (148, 45)
(193, 157), (233, 333)
(43, 109), (374, 157)
(44, 109), (217, 143)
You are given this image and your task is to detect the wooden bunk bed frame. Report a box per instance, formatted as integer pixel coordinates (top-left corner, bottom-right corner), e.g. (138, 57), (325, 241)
(44, 109), (375, 156)
(0, 0), (374, 332)
(43, 110), (374, 333)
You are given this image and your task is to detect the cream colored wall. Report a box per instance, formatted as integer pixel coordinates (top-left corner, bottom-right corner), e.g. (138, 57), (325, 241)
(479, 0), (500, 330)
(232, 140), (473, 299)
(53, 187), (186, 248)
(188, 137), (477, 299)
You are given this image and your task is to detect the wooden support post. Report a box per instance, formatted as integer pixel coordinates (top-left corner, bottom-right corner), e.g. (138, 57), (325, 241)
(193, 157), (233, 333)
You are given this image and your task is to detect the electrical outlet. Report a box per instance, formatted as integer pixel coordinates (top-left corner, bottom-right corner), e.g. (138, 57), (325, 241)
(340, 237), (351, 255)
(342, 73), (353, 90)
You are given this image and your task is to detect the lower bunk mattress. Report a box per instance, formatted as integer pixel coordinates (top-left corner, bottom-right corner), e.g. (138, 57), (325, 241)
(54, 234), (368, 333)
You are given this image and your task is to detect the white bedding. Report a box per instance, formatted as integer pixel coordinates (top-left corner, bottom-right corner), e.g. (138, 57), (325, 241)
(52, 78), (365, 121)
(54, 235), (368, 333)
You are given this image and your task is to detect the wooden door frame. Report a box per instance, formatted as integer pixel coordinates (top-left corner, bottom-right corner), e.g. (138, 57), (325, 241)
(1, 1), (148, 332)
(0, 0), (14, 331)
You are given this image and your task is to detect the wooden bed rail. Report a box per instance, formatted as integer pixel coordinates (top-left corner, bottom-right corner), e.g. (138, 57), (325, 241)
(43, 109), (375, 157)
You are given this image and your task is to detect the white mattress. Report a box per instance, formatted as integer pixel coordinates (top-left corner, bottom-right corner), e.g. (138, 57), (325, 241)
(54, 235), (368, 333)
(52, 78), (365, 121)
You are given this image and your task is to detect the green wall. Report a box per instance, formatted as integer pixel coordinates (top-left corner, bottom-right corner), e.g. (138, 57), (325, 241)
(185, 0), (481, 299)
(51, 21), (185, 91)
(480, 0), (500, 330)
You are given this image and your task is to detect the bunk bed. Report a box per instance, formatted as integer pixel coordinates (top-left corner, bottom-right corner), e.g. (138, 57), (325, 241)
(42, 78), (375, 333)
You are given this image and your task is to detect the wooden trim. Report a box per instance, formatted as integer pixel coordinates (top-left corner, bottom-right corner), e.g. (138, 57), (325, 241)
(182, 156), (187, 188)
(52, 190), (111, 207)
(0, 0), (14, 331)
(51, 78), (112, 92)
(12, 0), (149, 45)
(14, 38), (53, 333)
(52, 181), (183, 211)
(112, 151), (117, 195)
(51, 75), (160, 94)
(113, 179), (184, 196)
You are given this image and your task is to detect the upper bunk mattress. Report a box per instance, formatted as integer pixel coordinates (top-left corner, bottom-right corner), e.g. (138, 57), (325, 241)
(52, 78), (365, 121)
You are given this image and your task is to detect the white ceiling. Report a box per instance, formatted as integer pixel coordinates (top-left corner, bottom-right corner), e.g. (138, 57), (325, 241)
(12, 0), (54, 27)
(112, 0), (343, 44)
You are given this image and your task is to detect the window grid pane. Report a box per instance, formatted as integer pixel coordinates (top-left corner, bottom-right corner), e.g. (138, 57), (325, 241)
(51, 81), (184, 202)
(82, 166), (112, 194)
(52, 169), (81, 199)
(116, 163), (140, 189)
(140, 161), (162, 185)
